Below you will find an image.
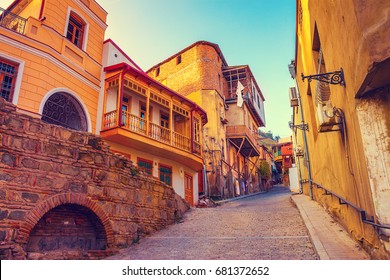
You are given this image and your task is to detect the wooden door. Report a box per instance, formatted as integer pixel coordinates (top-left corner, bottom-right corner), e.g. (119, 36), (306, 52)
(184, 173), (194, 206)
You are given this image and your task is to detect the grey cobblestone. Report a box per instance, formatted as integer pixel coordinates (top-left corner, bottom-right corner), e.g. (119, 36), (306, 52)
(108, 186), (318, 260)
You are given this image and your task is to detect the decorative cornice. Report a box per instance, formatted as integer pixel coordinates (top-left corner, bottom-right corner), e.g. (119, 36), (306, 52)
(0, 34), (101, 91)
(72, 0), (108, 30)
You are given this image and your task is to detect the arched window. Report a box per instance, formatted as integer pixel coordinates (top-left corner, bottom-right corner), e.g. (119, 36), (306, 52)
(42, 92), (88, 132)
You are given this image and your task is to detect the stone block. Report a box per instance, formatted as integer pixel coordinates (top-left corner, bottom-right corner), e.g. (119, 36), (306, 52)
(1, 153), (16, 167)
(0, 172), (12, 182)
(87, 137), (102, 150)
(22, 139), (40, 152)
(28, 123), (42, 134)
(54, 127), (72, 141)
(5, 135), (23, 149)
(39, 162), (54, 172)
(0, 190), (5, 200)
(36, 176), (53, 188)
(0, 209), (9, 220)
(21, 158), (40, 169)
(8, 210), (25, 220)
(78, 152), (94, 163)
(41, 124), (53, 136)
(69, 132), (85, 144)
(22, 192), (39, 203)
(59, 166), (80, 176)
(69, 183), (87, 193)
(5, 117), (23, 130)
(0, 230), (6, 241)
(94, 154), (105, 165)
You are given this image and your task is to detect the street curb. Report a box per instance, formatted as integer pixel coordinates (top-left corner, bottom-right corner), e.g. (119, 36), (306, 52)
(290, 194), (328, 260)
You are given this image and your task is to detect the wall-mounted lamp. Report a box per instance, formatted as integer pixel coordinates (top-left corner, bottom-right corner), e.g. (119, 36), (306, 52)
(289, 121), (309, 131)
(301, 68), (345, 87)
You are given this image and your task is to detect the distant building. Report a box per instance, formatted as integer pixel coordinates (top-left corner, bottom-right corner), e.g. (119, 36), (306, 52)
(272, 136), (294, 185)
(146, 41), (267, 199)
(290, 0), (390, 258)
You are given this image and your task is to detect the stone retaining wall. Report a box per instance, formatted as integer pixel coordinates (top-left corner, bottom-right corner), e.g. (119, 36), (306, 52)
(0, 99), (188, 259)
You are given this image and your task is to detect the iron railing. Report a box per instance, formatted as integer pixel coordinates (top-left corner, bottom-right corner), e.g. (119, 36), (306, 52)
(0, 7), (27, 34)
(308, 181), (390, 229)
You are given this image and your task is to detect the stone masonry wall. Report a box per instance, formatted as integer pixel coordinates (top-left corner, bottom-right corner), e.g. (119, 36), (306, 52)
(0, 98), (188, 259)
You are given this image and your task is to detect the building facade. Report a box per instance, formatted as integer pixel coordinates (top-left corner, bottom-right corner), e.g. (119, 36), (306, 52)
(290, 0), (390, 258)
(272, 136), (294, 186)
(0, 1), (206, 206)
(146, 41), (267, 199)
(99, 40), (207, 206)
(1, 0), (107, 133)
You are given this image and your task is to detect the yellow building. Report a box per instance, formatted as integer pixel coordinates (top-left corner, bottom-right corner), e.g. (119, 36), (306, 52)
(146, 41), (266, 199)
(0, 0), (107, 133)
(0, 1), (207, 206)
(290, 0), (390, 258)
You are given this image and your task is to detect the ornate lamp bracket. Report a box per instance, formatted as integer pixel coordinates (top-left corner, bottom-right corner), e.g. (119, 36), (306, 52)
(289, 122), (309, 131)
(301, 68), (345, 87)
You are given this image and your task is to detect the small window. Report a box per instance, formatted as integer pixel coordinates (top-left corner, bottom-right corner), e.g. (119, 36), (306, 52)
(0, 58), (18, 102)
(137, 158), (153, 175)
(66, 12), (85, 49)
(159, 164), (172, 186)
(156, 67), (160, 77)
(160, 113), (169, 128)
(176, 55), (182, 64)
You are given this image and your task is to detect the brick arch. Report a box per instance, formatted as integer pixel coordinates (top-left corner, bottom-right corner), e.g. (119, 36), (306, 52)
(17, 193), (114, 247)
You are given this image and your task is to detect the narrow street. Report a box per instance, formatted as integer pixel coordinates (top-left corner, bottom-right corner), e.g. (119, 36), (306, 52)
(108, 186), (318, 260)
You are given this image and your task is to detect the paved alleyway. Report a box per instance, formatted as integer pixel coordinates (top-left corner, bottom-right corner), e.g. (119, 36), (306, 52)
(107, 186), (318, 260)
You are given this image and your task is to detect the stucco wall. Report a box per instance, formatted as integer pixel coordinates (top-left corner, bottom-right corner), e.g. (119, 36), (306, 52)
(293, 0), (390, 259)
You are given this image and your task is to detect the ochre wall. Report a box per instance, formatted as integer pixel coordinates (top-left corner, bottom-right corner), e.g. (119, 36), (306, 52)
(294, 0), (389, 258)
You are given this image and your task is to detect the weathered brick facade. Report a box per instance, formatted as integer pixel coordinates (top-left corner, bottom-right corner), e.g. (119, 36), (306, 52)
(0, 99), (188, 260)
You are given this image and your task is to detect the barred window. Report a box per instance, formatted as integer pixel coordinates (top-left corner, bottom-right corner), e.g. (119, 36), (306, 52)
(0, 59), (18, 102)
(42, 92), (88, 131)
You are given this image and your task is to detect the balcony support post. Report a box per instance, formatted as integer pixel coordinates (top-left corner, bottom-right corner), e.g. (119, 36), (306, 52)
(118, 65), (129, 127)
(145, 88), (150, 135)
(169, 96), (173, 146)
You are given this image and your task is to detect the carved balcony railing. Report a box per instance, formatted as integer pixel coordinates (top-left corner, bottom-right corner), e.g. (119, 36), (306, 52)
(0, 7), (27, 35)
(103, 110), (194, 153)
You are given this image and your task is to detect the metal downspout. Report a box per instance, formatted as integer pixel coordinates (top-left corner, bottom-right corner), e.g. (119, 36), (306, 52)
(295, 79), (313, 199)
(290, 61), (313, 199)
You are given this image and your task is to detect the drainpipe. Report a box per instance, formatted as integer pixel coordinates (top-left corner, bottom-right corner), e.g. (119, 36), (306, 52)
(289, 61), (313, 199)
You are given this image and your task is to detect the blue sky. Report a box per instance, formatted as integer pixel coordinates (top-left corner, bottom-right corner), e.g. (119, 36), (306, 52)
(98, 0), (297, 138)
(4, 0), (296, 138)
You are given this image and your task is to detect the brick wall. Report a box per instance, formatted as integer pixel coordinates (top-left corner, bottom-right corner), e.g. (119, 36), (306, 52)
(0, 98), (188, 259)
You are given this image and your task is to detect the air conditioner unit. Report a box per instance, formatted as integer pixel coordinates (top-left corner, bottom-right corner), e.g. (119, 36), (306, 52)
(289, 87), (299, 107)
(316, 101), (338, 132)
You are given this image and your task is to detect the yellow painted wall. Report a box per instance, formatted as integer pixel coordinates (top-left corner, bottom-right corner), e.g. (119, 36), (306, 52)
(1, 0), (107, 133)
(294, 0), (389, 258)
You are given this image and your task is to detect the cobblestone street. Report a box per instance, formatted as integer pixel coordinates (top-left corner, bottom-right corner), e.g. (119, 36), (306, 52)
(108, 186), (318, 260)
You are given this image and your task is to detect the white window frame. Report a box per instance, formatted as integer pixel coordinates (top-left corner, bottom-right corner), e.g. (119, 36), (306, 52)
(64, 7), (90, 52)
(0, 52), (25, 106)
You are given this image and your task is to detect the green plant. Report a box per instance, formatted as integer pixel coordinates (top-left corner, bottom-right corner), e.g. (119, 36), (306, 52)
(258, 160), (271, 179)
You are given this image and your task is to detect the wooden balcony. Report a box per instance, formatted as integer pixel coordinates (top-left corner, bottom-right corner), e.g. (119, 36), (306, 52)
(101, 110), (203, 169)
(226, 125), (261, 157)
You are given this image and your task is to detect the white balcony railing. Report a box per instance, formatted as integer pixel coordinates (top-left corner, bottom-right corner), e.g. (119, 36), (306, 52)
(103, 110), (197, 154)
